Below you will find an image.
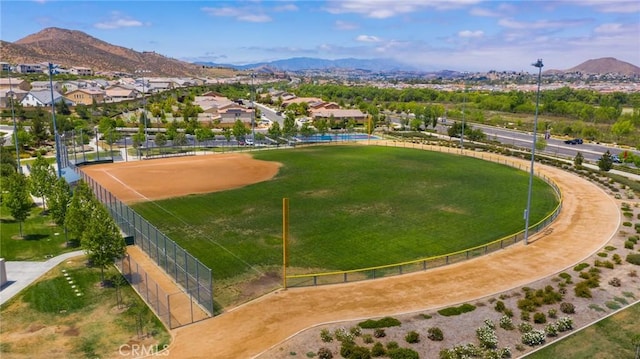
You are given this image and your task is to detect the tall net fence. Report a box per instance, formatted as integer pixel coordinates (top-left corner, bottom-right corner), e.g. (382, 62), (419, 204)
(70, 164), (215, 321)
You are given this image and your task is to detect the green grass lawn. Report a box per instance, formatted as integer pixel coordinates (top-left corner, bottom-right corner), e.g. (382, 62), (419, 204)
(0, 204), (78, 261)
(132, 146), (559, 279)
(524, 301), (640, 359)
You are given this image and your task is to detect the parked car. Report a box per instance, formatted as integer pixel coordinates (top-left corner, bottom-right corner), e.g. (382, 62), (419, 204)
(564, 138), (583, 145)
(612, 154), (622, 163)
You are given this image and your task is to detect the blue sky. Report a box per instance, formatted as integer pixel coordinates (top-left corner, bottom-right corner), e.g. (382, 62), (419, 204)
(1, 0), (639, 72)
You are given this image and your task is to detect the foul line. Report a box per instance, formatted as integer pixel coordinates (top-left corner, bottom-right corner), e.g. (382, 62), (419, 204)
(99, 169), (263, 276)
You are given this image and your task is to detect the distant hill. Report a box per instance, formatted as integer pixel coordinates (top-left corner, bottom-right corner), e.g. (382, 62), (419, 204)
(546, 57), (640, 75)
(197, 56), (419, 72)
(0, 27), (222, 77)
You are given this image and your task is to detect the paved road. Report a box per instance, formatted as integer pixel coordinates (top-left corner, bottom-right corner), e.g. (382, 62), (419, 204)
(0, 250), (85, 306)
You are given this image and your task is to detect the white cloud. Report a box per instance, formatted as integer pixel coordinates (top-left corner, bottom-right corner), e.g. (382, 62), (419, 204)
(498, 18), (591, 30)
(202, 6), (271, 22)
(335, 20), (358, 30)
(274, 4), (298, 12)
(458, 30), (484, 38)
(594, 23), (625, 34)
(469, 7), (500, 17)
(356, 35), (382, 42)
(325, 0), (482, 19)
(573, 0), (640, 13)
(94, 13), (144, 30)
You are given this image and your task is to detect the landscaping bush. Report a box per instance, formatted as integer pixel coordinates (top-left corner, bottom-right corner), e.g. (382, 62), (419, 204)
(427, 327), (444, 341)
(518, 322), (533, 334)
(387, 347), (419, 359)
(437, 303), (476, 316)
(362, 334), (374, 344)
(499, 315), (515, 330)
(334, 327), (355, 343)
(371, 342), (385, 357)
(533, 312), (547, 324)
(548, 308), (558, 319)
(556, 317), (573, 332)
(625, 241), (635, 250)
(594, 260), (614, 269)
(358, 317), (401, 329)
(476, 325), (498, 349)
(494, 300), (506, 313)
(626, 253), (640, 265)
(373, 329), (386, 338)
(623, 221), (632, 227)
(520, 311), (531, 322)
(522, 329), (546, 346)
(613, 254), (622, 264)
(405, 330), (420, 344)
(608, 277), (622, 287)
(574, 282), (592, 298)
(573, 263), (589, 271)
(386, 341), (399, 350)
(349, 326), (362, 337)
(317, 347), (333, 359)
(320, 329), (333, 343)
(545, 323), (558, 337)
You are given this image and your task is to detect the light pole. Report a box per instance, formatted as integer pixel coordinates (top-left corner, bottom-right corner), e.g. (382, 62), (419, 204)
(48, 63), (62, 178)
(524, 59), (544, 245)
(250, 72), (256, 145)
(7, 68), (22, 174)
(460, 85), (466, 149)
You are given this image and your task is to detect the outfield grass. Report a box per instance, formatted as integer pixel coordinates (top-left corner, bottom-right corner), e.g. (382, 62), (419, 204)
(0, 204), (77, 261)
(525, 302), (640, 359)
(132, 146), (559, 279)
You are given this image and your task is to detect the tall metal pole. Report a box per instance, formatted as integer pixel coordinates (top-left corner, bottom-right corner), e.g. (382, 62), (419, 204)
(251, 73), (256, 145)
(7, 69), (22, 174)
(524, 59), (544, 245)
(48, 63), (62, 178)
(460, 86), (466, 148)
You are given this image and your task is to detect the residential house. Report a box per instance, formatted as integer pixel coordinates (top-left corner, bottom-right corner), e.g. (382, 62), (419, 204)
(194, 92), (254, 127)
(15, 63), (44, 74)
(30, 81), (64, 93)
(64, 88), (106, 106)
(21, 90), (73, 107)
(0, 89), (28, 108)
(0, 78), (31, 91)
(0, 62), (10, 72)
(310, 108), (367, 124)
(60, 80), (87, 93)
(105, 84), (139, 102)
(69, 66), (93, 76)
(281, 96), (323, 108)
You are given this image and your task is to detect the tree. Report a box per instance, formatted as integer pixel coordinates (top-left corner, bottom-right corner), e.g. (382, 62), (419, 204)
(48, 177), (72, 244)
(82, 203), (126, 284)
(597, 150), (614, 172)
(65, 181), (96, 240)
(5, 172), (32, 238)
(232, 119), (248, 144)
(574, 152), (584, 168)
(173, 132), (188, 146)
(282, 114), (298, 139)
(535, 136), (547, 152)
(267, 121), (282, 140)
(299, 122), (315, 138)
(30, 109), (49, 146)
(154, 132), (167, 147)
(55, 99), (71, 115)
(29, 154), (56, 210)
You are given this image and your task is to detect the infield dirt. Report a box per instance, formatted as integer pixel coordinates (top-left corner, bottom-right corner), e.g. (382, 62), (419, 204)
(80, 145), (620, 359)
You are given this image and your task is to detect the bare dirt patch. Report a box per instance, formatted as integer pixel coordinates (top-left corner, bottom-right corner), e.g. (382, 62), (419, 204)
(81, 153), (281, 204)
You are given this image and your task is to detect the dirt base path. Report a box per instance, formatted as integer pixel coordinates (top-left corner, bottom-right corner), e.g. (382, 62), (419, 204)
(166, 148), (619, 359)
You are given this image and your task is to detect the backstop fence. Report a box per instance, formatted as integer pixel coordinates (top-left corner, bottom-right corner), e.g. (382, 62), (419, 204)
(285, 140), (563, 287)
(69, 164), (214, 323)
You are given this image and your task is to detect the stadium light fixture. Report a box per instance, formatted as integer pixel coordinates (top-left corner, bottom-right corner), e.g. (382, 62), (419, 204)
(524, 59), (544, 245)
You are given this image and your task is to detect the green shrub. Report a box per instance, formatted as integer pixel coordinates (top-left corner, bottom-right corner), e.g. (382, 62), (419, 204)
(307, 351), (316, 358)
(597, 252), (608, 257)
(494, 300), (506, 313)
(625, 241), (635, 250)
(560, 302), (575, 314)
(317, 347), (333, 359)
(613, 254), (622, 264)
(503, 308), (514, 318)
(405, 331), (420, 344)
(518, 322), (533, 333)
(545, 323), (558, 337)
(548, 308), (558, 319)
(373, 329), (386, 338)
(371, 342), (385, 357)
(533, 312), (547, 324)
(499, 315), (515, 330)
(594, 260), (614, 269)
(386, 341), (399, 350)
(349, 326), (362, 337)
(358, 317), (401, 329)
(437, 303), (476, 316)
(387, 348), (419, 359)
(623, 221), (632, 227)
(427, 327), (444, 341)
(362, 334), (374, 344)
(558, 272), (571, 281)
(320, 329), (333, 343)
(604, 246), (617, 251)
(589, 304), (606, 312)
(630, 236), (639, 244)
(575, 282), (593, 298)
(626, 253), (640, 265)
(573, 263), (589, 271)
(556, 317), (573, 332)
(517, 299), (536, 312)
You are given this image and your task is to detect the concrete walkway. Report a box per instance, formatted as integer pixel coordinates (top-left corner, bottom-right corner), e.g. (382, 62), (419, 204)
(0, 250), (85, 306)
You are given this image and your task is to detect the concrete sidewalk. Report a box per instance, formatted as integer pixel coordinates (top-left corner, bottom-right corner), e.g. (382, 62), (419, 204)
(0, 250), (85, 306)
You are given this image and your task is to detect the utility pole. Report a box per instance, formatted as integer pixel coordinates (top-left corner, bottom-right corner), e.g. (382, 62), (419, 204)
(524, 59), (544, 245)
(6, 67), (22, 174)
(48, 63), (62, 178)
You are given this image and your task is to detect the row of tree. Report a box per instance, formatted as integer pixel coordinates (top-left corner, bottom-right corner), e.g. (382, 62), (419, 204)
(1, 153), (125, 283)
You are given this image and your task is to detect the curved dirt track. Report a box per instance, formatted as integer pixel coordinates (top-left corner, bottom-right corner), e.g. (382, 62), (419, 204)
(165, 148), (620, 359)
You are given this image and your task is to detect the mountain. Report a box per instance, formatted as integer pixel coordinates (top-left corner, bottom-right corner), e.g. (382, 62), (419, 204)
(547, 57), (640, 75)
(0, 27), (215, 77)
(197, 57), (418, 72)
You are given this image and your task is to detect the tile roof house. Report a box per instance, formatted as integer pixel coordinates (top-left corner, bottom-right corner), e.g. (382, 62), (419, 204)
(105, 84), (139, 102)
(310, 108), (368, 124)
(0, 78), (31, 91)
(30, 80), (64, 93)
(64, 88), (106, 106)
(21, 90), (73, 107)
(194, 92), (254, 127)
(0, 89), (28, 108)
